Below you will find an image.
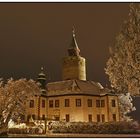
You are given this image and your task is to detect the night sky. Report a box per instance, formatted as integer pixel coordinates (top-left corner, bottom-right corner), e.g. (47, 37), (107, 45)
(0, 3), (139, 121)
(0, 3), (130, 84)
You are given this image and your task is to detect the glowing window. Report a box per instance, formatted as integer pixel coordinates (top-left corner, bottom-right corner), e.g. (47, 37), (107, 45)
(65, 99), (70, 107)
(42, 99), (45, 108)
(76, 99), (81, 107)
(96, 100), (100, 107)
(29, 100), (34, 108)
(55, 100), (59, 108)
(101, 100), (105, 107)
(112, 100), (116, 107)
(49, 100), (53, 108)
(87, 99), (92, 107)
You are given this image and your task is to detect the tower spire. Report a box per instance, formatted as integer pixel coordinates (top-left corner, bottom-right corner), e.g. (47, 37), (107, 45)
(68, 27), (80, 56)
(72, 26), (75, 37)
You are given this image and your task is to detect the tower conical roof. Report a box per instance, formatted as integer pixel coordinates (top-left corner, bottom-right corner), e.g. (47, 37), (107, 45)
(68, 27), (80, 56)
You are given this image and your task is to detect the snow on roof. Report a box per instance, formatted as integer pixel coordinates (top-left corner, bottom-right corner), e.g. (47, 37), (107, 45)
(46, 80), (109, 97)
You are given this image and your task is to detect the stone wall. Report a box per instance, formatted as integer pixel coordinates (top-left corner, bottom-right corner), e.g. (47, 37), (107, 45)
(62, 56), (86, 81)
(47, 95), (119, 122)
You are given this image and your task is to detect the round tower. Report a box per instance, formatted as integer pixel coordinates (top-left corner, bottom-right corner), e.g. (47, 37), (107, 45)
(62, 28), (86, 81)
(37, 67), (47, 90)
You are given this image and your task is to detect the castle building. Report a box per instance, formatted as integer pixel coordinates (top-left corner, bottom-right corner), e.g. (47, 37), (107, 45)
(25, 29), (120, 123)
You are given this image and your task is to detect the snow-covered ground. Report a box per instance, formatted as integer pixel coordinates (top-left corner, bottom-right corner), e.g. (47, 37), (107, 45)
(8, 133), (140, 138)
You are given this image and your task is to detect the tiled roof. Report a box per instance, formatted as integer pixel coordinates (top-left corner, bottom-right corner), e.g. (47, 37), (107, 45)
(46, 80), (111, 97)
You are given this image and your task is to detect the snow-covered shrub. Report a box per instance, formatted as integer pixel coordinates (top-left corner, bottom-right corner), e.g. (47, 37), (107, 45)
(118, 93), (136, 121)
(8, 126), (44, 134)
(51, 121), (140, 134)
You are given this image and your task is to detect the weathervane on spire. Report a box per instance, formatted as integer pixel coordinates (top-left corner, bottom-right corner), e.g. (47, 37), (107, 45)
(72, 26), (75, 37)
(41, 67), (44, 72)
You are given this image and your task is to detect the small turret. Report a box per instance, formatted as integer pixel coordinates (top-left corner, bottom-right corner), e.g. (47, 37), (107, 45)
(37, 67), (47, 91)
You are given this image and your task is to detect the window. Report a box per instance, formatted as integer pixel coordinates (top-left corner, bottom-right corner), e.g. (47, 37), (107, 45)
(112, 114), (116, 121)
(55, 100), (59, 108)
(42, 114), (45, 120)
(96, 100), (100, 107)
(87, 99), (92, 107)
(29, 100), (34, 108)
(97, 114), (100, 122)
(32, 114), (35, 120)
(49, 100), (53, 108)
(101, 100), (105, 107)
(42, 99), (45, 108)
(102, 114), (105, 122)
(112, 100), (116, 107)
(66, 114), (70, 122)
(65, 99), (70, 107)
(88, 114), (92, 122)
(76, 99), (81, 107)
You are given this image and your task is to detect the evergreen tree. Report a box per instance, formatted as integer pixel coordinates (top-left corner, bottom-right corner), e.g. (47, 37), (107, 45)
(105, 4), (140, 96)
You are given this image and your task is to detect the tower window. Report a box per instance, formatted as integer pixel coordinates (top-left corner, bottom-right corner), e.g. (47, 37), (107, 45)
(88, 114), (92, 122)
(55, 100), (59, 108)
(96, 100), (100, 107)
(65, 99), (70, 107)
(49, 100), (53, 108)
(112, 100), (116, 107)
(97, 114), (100, 122)
(76, 99), (81, 107)
(42, 99), (45, 108)
(29, 100), (34, 108)
(101, 100), (105, 107)
(87, 99), (92, 107)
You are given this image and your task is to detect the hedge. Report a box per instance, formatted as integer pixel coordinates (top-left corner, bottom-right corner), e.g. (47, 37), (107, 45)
(51, 121), (140, 134)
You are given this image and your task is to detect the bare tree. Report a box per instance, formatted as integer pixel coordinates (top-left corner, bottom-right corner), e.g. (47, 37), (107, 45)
(0, 78), (40, 135)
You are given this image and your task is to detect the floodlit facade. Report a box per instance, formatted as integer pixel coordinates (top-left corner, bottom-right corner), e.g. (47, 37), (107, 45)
(25, 29), (120, 123)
